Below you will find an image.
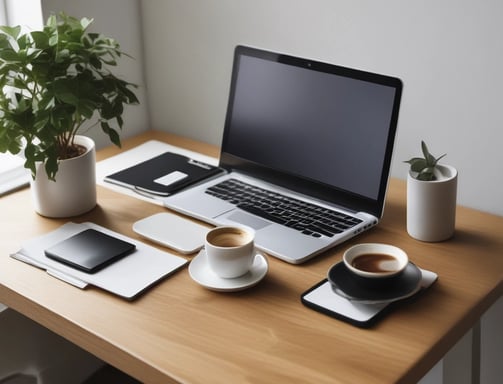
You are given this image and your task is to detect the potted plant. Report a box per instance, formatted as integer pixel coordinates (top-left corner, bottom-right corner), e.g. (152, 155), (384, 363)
(0, 13), (138, 217)
(404, 141), (457, 241)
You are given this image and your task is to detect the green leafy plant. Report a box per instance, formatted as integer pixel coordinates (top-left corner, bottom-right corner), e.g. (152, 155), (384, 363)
(404, 141), (446, 181)
(0, 13), (138, 180)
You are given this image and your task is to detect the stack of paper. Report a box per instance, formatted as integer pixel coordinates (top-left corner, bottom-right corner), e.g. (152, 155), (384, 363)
(11, 222), (188, 300)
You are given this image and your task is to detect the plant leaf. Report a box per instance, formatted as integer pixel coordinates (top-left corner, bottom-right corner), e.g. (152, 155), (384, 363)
(101, 121), (121, 147)
(436, 153), (447, 163)
(30, 31), (50, 48)
(404, 157), (424, 165)
(0, 48), (21, 62)
(409, 159), (427, 173)
(80, 17), (94, 31)
(0, 26), (21, 39)
(421, 141), (436, 166)
(417, 172), (434, 181)
(0, 34), (11, 49)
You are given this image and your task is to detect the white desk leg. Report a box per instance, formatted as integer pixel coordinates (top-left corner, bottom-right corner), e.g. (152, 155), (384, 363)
(443, 325), (480, 384)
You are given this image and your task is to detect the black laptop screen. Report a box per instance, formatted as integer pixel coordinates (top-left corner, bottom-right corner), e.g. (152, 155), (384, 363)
(221, 46), (402, 217)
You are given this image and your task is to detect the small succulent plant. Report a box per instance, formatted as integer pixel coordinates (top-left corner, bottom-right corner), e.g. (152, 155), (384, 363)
(404, 141), (446, 181)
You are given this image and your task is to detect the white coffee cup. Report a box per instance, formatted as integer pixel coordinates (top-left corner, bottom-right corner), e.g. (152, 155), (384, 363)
(205, 226), (256, 278)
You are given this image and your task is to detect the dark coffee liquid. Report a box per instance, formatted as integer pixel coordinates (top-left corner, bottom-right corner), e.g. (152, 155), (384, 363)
(351, 253), (399, 273)
(208, 228), (249, 247)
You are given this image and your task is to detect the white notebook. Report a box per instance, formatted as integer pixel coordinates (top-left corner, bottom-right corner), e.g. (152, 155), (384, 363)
(11, 222), (188, 300)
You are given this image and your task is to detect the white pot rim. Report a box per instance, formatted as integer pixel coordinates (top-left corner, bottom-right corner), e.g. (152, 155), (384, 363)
(62, 135), (95, 163)
(408, 163), (457, 183)
(32, 135), (95, 177)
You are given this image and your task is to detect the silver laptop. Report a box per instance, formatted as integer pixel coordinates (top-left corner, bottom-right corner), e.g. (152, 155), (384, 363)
(164, 45), (403, 264)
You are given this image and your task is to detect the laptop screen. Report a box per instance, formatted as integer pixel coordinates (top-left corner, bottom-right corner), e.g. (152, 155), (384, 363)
(220, 46), (402, 217)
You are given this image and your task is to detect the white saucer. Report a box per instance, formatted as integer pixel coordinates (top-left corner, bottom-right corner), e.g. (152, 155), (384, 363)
(189, 250), (268, 292)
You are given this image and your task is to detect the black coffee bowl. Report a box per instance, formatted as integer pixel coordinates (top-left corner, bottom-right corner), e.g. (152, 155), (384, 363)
(327, 261), (422, 302)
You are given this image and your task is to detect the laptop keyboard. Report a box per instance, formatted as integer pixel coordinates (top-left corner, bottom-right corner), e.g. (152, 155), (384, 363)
(205, 178), (362, 238)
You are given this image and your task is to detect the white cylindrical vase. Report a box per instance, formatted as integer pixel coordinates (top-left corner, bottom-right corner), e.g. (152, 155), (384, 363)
(30, 136), (97, 218)
(406, 164), (457, 242)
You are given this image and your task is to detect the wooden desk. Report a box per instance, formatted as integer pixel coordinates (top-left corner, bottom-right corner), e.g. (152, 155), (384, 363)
(0, 131), (502, 384)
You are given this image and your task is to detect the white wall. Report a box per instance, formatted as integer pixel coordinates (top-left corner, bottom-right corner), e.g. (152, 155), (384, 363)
(140, 0), (503, 216)
(40, 0), (150, 149)
(4, 0), (43, 29)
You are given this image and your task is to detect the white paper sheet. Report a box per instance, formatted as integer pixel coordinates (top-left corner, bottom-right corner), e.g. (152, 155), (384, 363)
(11, 222), (188, 300)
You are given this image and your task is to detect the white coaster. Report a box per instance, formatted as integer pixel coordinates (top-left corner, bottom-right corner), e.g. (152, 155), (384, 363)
(301, 269), (438, 327)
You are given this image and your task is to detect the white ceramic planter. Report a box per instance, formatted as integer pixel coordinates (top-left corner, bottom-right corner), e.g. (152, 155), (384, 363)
(30, 136), (97, 218)
(406, 164), (457, 242)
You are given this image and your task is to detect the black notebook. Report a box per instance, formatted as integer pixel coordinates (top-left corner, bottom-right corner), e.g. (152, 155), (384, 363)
(104, 152), (223, 196)
(44, 229), (136, 274)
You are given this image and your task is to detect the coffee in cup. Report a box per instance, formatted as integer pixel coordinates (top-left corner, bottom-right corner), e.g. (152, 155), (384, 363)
(343, 243), (408, 279)
(205, 226), (256, 278)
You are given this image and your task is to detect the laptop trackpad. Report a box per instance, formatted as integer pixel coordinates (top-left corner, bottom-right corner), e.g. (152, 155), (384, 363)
(225, 211), (271, 230)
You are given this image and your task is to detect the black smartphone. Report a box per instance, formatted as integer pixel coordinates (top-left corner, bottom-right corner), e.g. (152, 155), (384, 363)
(44, 229), (136, 273)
